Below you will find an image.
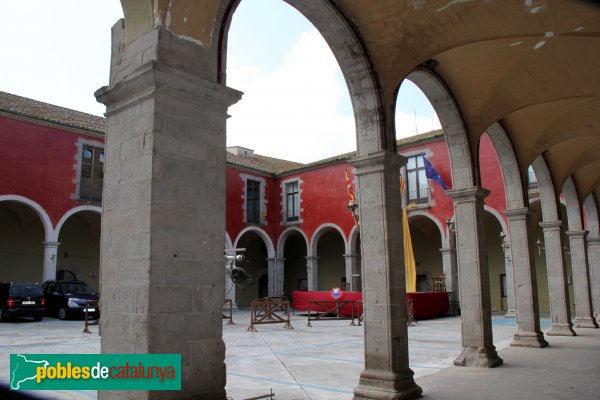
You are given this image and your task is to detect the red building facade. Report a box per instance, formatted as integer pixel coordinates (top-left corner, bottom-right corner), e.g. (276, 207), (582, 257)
(1, 91), (545, 313)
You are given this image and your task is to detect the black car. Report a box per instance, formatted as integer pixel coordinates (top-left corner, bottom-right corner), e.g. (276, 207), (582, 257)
(0, 282), (45, 321)
(42, 280), (100, 320)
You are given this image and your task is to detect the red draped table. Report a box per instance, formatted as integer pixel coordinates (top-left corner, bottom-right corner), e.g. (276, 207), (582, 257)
(292, 290), (449, 320)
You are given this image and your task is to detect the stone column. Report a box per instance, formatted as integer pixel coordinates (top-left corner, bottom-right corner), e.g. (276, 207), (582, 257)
(567, 230), (599, 328)
(447, 187), (502, 367)
(502, 240), (517, 318)
(344, 254), (360, 291)
(588, 236), (600, 320)
(351, 151), (421, 400)
(306, 256), (319, 291)
(267, 257), (284, 297)
(96, 25), (242, 400)
(42, 241), (60, 282)
(539, 220), (576, 336)
(504, 208), (548, 347)
(440, 246), (458, 300)
(225, 275), (238, 310)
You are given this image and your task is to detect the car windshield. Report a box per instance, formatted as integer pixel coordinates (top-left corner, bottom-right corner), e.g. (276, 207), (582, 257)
(10, 283), (43, 297)
(61, 283), (94, 295)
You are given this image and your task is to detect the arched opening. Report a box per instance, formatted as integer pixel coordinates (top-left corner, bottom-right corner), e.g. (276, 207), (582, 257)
(225, 0), (356, 163)
(235, 230), (269, 306)
(0, 201), (46, 282)
(315, 229), (346, 291)
(484, 211), (507, 312)
(560, 202), (576, 315)
(408, 215), (443, 292)
(282, 232), (308, 297)
(56, 211), (101, 291)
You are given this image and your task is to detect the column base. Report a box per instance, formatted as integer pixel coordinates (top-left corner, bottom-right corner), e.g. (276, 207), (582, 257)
(353, 368), (422, 400)
(511, 331), (548, 348)
(574, 317), (599, 328)
(453, 346), (503, 368)
(546, 323), (577, 336)
(504, 309), (516, 318)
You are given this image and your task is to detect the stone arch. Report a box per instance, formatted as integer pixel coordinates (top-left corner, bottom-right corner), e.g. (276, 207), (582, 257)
(563, 177), (584, 231)
(225, 231), (233, 253)
(309, 223), (347, 257)
(54, 205), (102, 239)
(217, 0), (388, 154)
(348, 225), (360, 255)
(233, 226), (275, 258)
(0, 195), (53, 241)
(486, 123), (525, 210)
(406, 68), (476, 189)
(408, 210), (447, 245)
(277, 227), (309, 258)
(484, 205), (508, 235)
(584, 195), (599, 237)
(532, 156), (560, 222)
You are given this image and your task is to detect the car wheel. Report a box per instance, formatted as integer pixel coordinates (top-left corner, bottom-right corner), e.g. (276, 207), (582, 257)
(58, 308), (68, 320)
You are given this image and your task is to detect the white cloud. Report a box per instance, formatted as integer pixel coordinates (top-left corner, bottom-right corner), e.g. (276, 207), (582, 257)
(395, 111), (442, 139)
(226, 29), (356, 164)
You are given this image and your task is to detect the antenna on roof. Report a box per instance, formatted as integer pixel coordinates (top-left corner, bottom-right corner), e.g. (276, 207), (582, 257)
(414, 109), (419, 136)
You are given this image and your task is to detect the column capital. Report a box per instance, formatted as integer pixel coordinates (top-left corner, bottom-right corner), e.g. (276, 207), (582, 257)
(503, 207), (530, 220)
(350, 150), (407, 176)
(96, 61), (242, 116)
(566, 230), (588, 239)
(305, 256), (319, 261)
(587, 235), (600, 244)
(539, 220), (563, 230)
(446, 186), (489, 202)
(439, 247), (456, 255)
(43, 241), (61, 247)
(266, 257), (284, 262)
(343, 253), (359, 259)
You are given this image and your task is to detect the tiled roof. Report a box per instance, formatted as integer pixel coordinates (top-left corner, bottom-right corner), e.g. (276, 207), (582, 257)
(0, 91), (105, 134)
(226, 152), (304, 175)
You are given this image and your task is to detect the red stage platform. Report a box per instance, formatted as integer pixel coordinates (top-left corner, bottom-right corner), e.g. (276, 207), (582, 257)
(292, 290), (449, 320)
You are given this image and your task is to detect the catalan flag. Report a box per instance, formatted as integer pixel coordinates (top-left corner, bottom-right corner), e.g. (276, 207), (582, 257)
(403, 204), (417, 293)
(345, 169), (356, 204)
(399, 175), (406, 195)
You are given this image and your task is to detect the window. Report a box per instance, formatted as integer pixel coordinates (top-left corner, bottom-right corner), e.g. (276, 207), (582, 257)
(527, 166), (538, 190)
(80, 145), (104, 202)
(246, 179), (261, 224)
(285, 181), (300, 222)
(407, 155), (429, 203)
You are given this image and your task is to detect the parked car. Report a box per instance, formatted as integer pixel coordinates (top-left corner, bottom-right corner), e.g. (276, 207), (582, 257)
(42, 280), (100, 320)
(0, 282), (45, 321)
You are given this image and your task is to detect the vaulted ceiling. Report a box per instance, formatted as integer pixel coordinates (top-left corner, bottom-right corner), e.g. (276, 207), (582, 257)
(119, 0), (600, 204)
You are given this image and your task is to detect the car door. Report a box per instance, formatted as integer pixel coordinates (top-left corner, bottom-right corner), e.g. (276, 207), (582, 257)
(44, 282), (62, 315)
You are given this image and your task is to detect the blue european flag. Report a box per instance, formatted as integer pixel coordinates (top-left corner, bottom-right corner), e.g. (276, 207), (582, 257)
(423, 157), (448, 190)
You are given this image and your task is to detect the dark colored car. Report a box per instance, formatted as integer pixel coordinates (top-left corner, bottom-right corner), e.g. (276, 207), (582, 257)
(42, 280), (100, 320)
(0, 282), (45, 321)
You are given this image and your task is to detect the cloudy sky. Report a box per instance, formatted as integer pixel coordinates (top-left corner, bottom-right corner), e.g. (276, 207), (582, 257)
(0, 0), (440, 163)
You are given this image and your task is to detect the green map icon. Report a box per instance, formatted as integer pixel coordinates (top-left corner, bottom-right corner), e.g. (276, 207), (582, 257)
(10, 354), (49, 390)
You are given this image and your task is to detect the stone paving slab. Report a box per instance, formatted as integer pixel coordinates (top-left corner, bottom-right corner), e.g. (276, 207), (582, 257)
(0, 310), (569, 400)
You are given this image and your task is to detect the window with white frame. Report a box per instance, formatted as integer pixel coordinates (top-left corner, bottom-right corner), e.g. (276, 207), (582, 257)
(407, 155), (429, 203)
(246, 179), (261, 224)
(79, 145), (104, 202)
(285, 181), (300, 222)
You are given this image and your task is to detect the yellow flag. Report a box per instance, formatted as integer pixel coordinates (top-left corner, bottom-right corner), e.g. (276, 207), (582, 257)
(403, 206), (417, 292)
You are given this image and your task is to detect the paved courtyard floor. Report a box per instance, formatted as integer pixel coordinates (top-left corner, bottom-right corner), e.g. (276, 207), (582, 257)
(1, 310), (598, 400)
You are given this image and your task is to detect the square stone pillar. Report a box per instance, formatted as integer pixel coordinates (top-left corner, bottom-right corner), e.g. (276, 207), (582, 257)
(351, 151), (421, 400)
(96, 26), (242, 400)
(503, 208), (548, 347)
(539, 220), (576, 336)
(502, 241), (517, 318)
(439, 246), (458, 301)
(447, 187), (502, 367)
(344, 254), (360, 291)
(306, 256), (319, 291)
(566, 230), (599, 328)
(588, 236), (600, 320)
(43, 241), (60, 282)
(267, 257), (284, 297)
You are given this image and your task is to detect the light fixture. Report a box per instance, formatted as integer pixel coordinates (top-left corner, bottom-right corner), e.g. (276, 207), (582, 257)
(536, 239), (545, 256)
(348, 200), (359, 227)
